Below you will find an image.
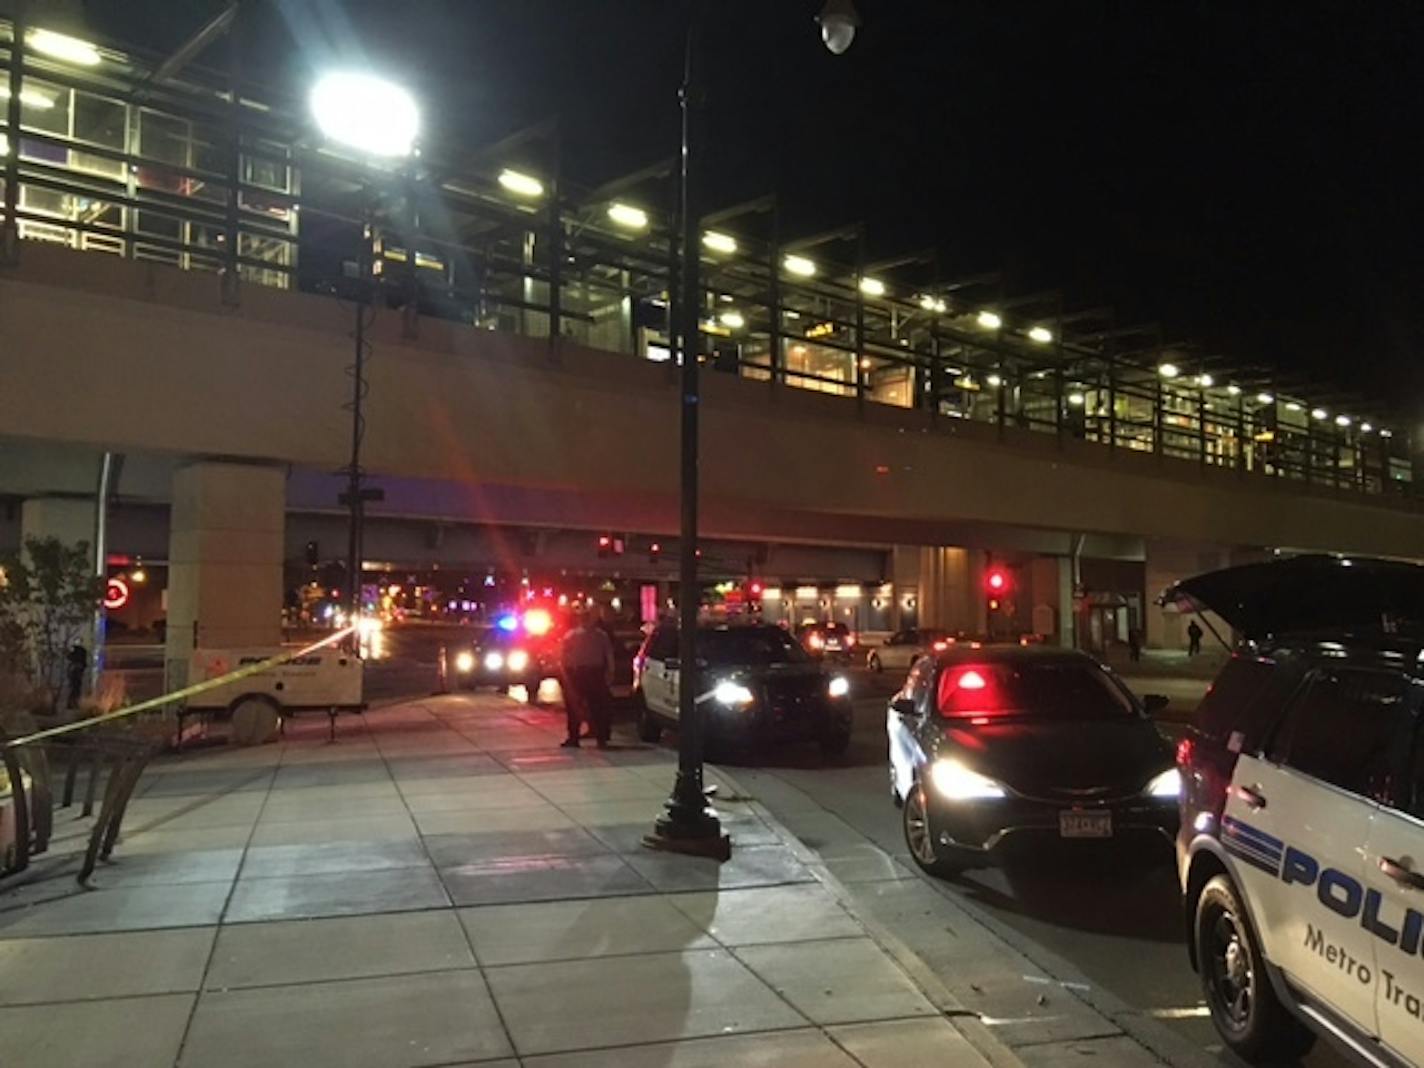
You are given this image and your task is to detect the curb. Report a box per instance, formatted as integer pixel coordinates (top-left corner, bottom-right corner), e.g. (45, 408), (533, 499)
(717, 765), (1025, 1068)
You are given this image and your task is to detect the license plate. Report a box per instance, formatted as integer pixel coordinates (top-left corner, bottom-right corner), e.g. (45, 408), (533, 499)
(1059, 810), (1112, 838)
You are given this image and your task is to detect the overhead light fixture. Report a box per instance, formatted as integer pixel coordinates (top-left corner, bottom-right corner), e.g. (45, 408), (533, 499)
(918, 294), (947, 314)
(607, 202), (649, 229)
(1158, 363), (1180, 379)
(859, 276), (886, 297)
(1197, 373), (1214, 388)
(1226, 384), (1242, 396)
(702, 230), (737, 254)
(1067, 392), (1086, 406)
(1380, 429), (1393, 438)
(1360, 422), (1373, 433)
(817, 0), (861, 55)
(986, 374), (1003, 388)
(310, 72), (419, 157)
(1311, 407), (1327, 421)
(719, 310), (745, 329)
(976, 310), (1002, 330)
(1255, 392), (1275, 405)
(783, 254), (816, 277)
(1335, 414), (1351, 427)
(28, 28), (102, 66)
(497, 169), (544, 198)
(1285, 401), (1303, 413)
(1028, 326), (1053, 344)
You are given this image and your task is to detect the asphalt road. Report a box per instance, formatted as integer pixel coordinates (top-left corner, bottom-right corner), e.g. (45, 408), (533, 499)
(740, 666), (1347, 1068)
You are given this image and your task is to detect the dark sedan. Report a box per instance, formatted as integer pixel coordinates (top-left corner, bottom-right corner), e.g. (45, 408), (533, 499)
(887, 645), (1178, 875)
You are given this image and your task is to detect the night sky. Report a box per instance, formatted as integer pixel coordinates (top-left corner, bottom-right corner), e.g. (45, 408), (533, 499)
(105, 1), (1424, 423)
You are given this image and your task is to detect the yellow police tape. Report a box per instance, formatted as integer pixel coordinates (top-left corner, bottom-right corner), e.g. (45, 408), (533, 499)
(2, 624), (360, 750)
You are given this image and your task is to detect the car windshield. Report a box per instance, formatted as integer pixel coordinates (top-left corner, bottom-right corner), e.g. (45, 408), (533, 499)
(937, 661), (1137, 720)
(701, 627), (809, 666)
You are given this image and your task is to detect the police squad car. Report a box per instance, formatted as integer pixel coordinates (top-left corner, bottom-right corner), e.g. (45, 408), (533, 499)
(1168, 555), (1424, 1067)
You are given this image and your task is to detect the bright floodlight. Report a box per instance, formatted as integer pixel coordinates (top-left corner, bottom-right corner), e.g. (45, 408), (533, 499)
(817, 0), (860, 54)
(1335, 414), (1351, 427)
(1068, 392), (1086, 406)
(498, 169), (544, 197)
(784, 253), (816, 277)
(703, 230), (738, 254)
(1311, 408), (1327, 420)
(719, 310), (746, 329)
(1361, 422), (1373, 433)
(986, 374), (1003, 387)
(976, 310), (1002, 330)
(1197, 373), (1214, 388)
(28, 28), (101, 66)
(311, 72), (419, 157)
(1028, 325), (1053, 344)
(1157, 362), (1179, 379)
(1226, 384), (1242, 396)
(859, 276), (886, 297)
(1256, 392), (1275, 405)
(607, 202), (649, 229)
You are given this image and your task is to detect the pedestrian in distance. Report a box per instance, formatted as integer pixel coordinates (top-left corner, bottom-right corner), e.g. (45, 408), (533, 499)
(1186, 619), (1203, 657)
(560, 610), (616, 749)
(66, 643), (87, 709)
(1127, 627), (1142, 663)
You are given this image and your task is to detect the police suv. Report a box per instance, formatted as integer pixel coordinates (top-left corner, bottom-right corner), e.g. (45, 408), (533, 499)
(1168, 556), (1424, 1067)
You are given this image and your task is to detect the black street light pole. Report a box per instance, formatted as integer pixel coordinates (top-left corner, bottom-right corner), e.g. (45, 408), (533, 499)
(649, 4), (727, 859)
(647, 0), (858, 860)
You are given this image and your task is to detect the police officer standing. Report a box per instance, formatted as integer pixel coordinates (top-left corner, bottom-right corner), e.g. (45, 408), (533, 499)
(560, 611), (615, 749)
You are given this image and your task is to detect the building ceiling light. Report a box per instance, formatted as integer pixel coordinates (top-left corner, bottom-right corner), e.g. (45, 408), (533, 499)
(1028, 325), (1053, 344)
(0, 86), (56, 110)
(702, 230), (737, 254)
(497, 169), (544, 197)
(1067, 392), (1086, 406)
(1311, 407), (1328, 421)
(28, 28), (102, 66)
(859, 276), (886, 297)
(1197, 373), (1214, 388)
(1335, 414), (1351, 427)
(1285, 401), (1303, 412)
(784, 254), (816, 277)
(1226, 384), (1242, 396)
(1255, 392), (1275, 405)
(1360, 422), (1373, 433)
(976, 310), (1002, 330)
(986, 374), (1003, 388)
(719, 310), (745, 329)
(1158, 363), (1180, 379)
(607, 202), (649, 229)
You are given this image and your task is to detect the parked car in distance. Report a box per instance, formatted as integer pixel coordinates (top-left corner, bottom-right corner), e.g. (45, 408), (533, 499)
(866, 628), (952, 674)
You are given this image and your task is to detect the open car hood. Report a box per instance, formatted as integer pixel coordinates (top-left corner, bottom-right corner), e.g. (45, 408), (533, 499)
(1158, 555), (1424, 640)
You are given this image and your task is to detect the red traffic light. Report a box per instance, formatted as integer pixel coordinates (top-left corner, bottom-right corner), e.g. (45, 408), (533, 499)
(749, 581), (764, 596)
(598, 535), (611, 548)
(985, 568), (1009, 594)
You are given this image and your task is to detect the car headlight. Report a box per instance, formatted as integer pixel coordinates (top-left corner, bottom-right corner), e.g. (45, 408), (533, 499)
(827, 675), (850, 699)
(507, 649), (530, 672)
(713, 680), (755, 708)
(929, 759), (1007, 801)
(1145, 768), (1182, 799)
(484, 651), (505, 671)
(454, 650), (475, 673)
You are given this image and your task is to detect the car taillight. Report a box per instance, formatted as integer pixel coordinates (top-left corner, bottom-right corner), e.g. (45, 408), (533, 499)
(932, 641), (948, 652)
(809, 633), (825, 650)
(1176, 737), (1194, 767)
(846, 633), (857, 648)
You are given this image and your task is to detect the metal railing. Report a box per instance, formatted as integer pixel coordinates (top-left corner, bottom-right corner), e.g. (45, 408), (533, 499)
(1, 19), (1415, 505)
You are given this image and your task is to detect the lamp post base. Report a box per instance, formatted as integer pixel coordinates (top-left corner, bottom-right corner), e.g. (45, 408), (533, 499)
(644, 770), (731, 861)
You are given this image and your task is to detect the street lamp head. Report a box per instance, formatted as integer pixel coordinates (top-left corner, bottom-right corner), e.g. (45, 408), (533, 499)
(310, 72), (419, 158)
(817, 0), (860, 55)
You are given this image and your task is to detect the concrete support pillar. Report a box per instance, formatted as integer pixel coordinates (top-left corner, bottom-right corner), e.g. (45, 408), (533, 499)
(165, 462), (284, 676)
(1143, 536), (1233, 651)
(907, 546), (982, 634)
(1027, 556), (1075, 648)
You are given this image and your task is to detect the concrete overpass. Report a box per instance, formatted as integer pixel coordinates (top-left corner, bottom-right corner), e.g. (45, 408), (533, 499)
(4, 245), (1421, 661)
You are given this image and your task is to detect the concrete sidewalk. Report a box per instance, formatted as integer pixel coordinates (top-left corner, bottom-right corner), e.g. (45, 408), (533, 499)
(0, 694), (1007, 1068)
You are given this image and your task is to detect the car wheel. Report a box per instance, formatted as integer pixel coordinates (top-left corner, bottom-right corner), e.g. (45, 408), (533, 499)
(637, 698), (663, 744)
(868, 653), (883, 673)
(902, 781), (979, 877)
(1195, 874), (1315, 1062)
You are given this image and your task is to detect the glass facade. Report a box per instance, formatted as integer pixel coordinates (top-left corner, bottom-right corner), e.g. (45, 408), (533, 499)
(0, 20), (1414, 502)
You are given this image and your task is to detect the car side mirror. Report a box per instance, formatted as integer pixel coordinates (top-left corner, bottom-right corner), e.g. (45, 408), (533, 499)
(1143, 694), (1170, 716)
(891, 697), (919, 718)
